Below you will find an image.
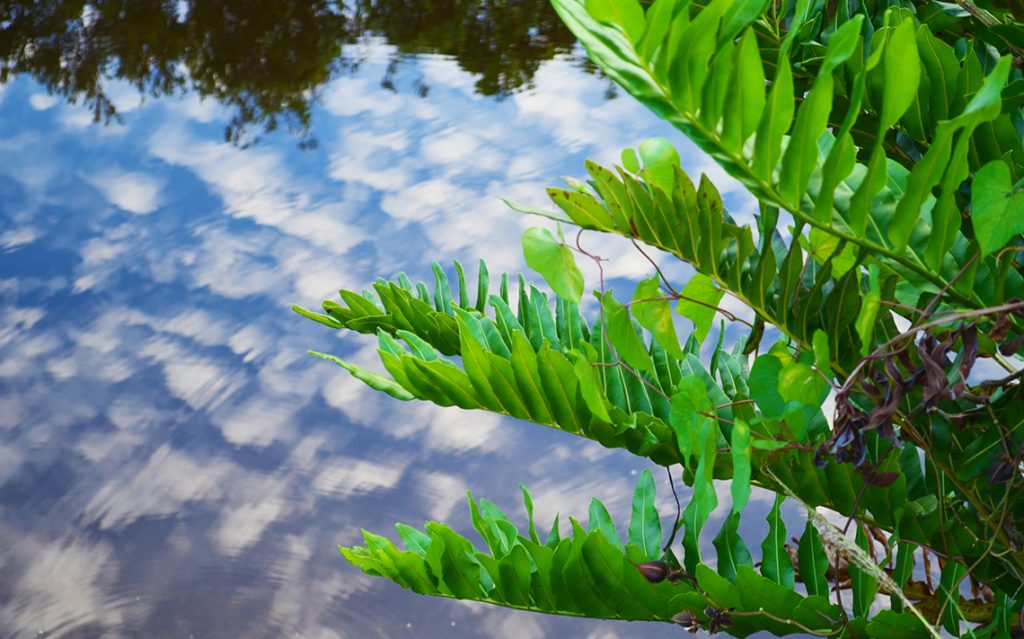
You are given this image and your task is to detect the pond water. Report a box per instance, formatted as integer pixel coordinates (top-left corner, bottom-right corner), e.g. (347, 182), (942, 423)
(0, 3), (798, 638)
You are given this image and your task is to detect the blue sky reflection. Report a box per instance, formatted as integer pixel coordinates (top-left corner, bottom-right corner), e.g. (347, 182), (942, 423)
(0, 41), (793, 638)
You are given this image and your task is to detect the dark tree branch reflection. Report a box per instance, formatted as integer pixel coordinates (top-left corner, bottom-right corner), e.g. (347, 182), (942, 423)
(351, 0), (577, 98)
(0, 0), (590, 144)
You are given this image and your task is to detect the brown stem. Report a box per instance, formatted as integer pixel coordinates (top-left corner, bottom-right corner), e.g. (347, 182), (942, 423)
(631, 238), (679, 297)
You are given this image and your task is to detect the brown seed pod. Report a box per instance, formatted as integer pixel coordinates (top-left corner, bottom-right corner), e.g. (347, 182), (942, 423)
(671, 610), (701, 633)
(634, 560), (669, 583)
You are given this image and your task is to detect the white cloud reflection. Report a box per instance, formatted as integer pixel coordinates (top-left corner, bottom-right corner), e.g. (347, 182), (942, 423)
(0, 38), (738, 639)
(83, 445), (230, 530)
(85, 169), (165, 214)
(212, 395), (301, 448)
(312, 456), (406, 500)
(0, 537), (136, 637)
(28, 92), (59, 110)
(138, 339), (244, 411)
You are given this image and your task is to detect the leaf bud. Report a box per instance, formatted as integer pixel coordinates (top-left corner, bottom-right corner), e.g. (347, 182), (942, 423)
(634, 560), (669, 583)
(671, 610), (701, 633)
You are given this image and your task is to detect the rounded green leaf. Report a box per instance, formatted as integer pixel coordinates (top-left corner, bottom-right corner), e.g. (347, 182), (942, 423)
(620, 147), (641, 173)
(637, 137), (680, 193)
(522, 227), (585, 303)
(972, 160), (1024, 257)
(778, 361), (828, 408)
(675, 273), (723, 345)
(669, 375), (713, 460)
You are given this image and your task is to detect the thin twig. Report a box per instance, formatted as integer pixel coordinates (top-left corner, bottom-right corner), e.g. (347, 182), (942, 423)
(976, 368), (1024, 389)
(576, 233), (676, 405)
(626, 293), (754, 328)
(730, 609), (832, 637)
(933, 476), (1015, 629)
(842, 480), (870, 535)
(631, 238), (680, 297)
(715, 399), (756, 410)
(880, 299), (931, 315)
(662, 465), (683, 553)
(914, 252), (980, 327)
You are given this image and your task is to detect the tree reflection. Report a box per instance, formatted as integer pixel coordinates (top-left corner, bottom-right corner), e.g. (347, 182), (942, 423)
(352, 0), (577, 97)
(0, 0), (580, 144)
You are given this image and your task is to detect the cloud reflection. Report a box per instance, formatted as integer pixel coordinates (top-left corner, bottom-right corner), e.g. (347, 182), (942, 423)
(0, 537), (133, 637)
(0, 39), (748, 639)
(85, 170), (165, 215)
(83, 445), (230, 531)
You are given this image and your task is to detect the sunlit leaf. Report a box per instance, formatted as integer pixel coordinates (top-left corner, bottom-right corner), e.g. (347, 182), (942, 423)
(854, 265), (881, 357)
(669, 375), (713, 461)
(879, 18), (921, 131)
(637, 137), (680, 193)
(807, 227), (856, 278)
(632, 275), (685, 359)
(584, 0), (645, 42)
(778, 361), (828, 409)
(811, 330), (830, 374)
(675, 273), (723, 344)
(620, 146), (641, 173)
(522, 227), (585, 303)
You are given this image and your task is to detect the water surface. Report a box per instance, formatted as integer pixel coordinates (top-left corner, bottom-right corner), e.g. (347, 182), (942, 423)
(0, 3), (790, 637)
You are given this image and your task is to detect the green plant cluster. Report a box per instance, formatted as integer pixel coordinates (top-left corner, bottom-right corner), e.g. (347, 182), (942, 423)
(297, 0), (1024, 635)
